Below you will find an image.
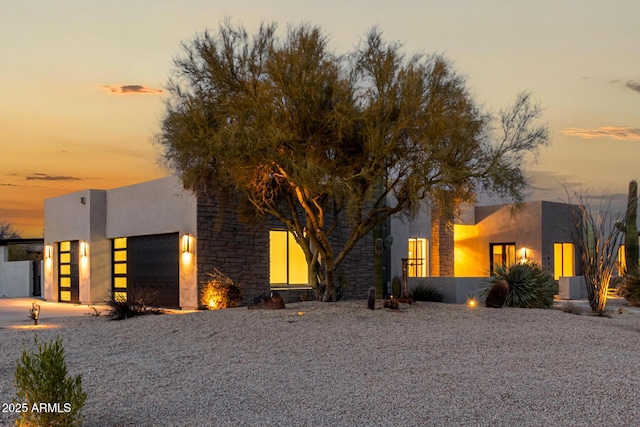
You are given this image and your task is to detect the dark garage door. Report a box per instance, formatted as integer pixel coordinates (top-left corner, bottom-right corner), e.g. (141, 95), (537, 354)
(128, 233), (180, 308)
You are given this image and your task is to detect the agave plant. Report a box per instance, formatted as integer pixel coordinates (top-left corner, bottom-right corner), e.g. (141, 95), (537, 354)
(485, 261), (555, 308)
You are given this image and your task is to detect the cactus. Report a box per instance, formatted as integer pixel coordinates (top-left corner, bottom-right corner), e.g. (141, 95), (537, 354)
(616, 180), (639, 276)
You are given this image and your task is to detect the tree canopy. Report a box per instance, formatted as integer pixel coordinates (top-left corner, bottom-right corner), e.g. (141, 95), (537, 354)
(156, 20), (549, 301)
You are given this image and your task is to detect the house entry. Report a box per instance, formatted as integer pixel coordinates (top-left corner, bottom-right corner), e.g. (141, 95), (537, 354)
(58, 240), (79, 303)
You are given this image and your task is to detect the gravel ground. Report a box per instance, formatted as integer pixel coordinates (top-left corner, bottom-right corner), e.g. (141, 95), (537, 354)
(1, 300), (640, 426)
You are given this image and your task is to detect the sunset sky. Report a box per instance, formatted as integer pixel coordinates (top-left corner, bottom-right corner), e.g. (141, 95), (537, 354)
(2, 0), (639, 237)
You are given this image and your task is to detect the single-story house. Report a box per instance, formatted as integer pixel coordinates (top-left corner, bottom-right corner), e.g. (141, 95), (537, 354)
(43, 176), (600, 308)
(43, 176), (373, 308)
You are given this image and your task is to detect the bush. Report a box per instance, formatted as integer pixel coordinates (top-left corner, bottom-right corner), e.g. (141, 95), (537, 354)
(561, 302), (584, 315)
(107, 285), (164, 320)
(485, 261), (555, 309)
(619, 274), (640, 306)
(410, 284), (443, 302)
(200, 269), (242, 309)
(14, 335), (87, 427)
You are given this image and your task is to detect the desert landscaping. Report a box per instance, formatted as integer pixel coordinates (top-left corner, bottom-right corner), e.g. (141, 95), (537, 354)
(2, 300), (640, 426)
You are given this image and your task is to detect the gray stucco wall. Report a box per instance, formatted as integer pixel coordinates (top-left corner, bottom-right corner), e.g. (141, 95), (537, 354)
(44, 176), (198, 307)
(0, 246), (32, 297)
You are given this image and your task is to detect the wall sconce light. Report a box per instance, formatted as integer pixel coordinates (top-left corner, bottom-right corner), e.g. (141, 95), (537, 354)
(520, 247), (528, 264)
(80, 241), (88, 258)
(44, 245), (52, 259)
(182, 234), (191, 254)
(80, 196), (86, 205)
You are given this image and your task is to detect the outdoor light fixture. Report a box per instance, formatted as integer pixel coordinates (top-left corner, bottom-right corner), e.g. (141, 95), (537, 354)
(30, 302), (40, 326)
(520, 247), (528, 264)
(182, 234), (191, 254)
(80, 241), (88, 258)
(44, 245), (52, 259)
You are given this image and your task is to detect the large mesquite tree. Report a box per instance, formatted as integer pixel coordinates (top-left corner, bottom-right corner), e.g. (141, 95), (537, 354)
(156, 20), (549, 301)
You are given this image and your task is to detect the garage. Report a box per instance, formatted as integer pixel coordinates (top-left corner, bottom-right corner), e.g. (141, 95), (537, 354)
(113, 232), (180, 308)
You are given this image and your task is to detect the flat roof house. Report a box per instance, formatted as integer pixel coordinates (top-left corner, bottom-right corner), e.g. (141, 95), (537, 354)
(44, 176), (593, 308)
(43, 176), (374, 308)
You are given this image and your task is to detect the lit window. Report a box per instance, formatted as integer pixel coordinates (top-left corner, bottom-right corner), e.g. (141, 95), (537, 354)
(269, 230), (309, 287)
(490, 243), (516, 275)
(113, 238), (128, 301)
(408, 238), (428, 277)
(553, 242), (574, 280)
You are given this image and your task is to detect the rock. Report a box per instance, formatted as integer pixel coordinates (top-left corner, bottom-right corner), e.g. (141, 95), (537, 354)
(247, 292), (285, 310)
(383, 299), (399, 309)
(485, 280), (510, 308)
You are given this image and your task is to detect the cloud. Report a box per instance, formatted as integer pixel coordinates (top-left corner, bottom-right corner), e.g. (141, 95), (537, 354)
(561, 127), (640, 142)
(101, 85), (163, 95)
(25, 173), (82, 181)
(626, 81), (640, 94)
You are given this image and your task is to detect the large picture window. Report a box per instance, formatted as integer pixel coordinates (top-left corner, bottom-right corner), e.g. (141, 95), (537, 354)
(554, 242), (574, 280)
(408, 238), (428, 277)
(490, 243), (516, 275)
(269, 230), (309, 288)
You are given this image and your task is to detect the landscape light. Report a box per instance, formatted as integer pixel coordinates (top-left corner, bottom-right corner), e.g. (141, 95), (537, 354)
(30, 302), (40, 326)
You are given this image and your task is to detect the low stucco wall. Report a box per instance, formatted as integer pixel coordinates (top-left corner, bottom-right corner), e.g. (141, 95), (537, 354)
(408, 276), (487, 304)
(0, 247), (32, 297)
(558, 276), (589, 300)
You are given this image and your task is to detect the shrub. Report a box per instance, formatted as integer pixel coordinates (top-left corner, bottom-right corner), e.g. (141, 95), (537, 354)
(410, 284), (443, 302)
(485, 261), (555, 309)
(14, 335), (87, 427)
(561, 302), (584, 315)
(200, 269), (242, 309)
(107, 285), (164, 320)
(619, 274), (640, 306)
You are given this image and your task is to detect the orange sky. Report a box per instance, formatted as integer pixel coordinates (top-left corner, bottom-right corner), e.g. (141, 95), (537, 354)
(1, 0), (639, 237)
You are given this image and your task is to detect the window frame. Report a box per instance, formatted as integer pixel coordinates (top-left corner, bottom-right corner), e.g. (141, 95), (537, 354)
(489, 242), (516, 275)
(269, 229), (310, 290)
(408, 237), (429, 278)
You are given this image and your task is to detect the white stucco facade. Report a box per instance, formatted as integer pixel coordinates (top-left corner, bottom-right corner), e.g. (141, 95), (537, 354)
(44, 176), (198, 308)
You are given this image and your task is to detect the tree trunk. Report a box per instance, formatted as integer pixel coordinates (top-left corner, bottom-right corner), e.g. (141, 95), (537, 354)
(321, 265), (338, 302)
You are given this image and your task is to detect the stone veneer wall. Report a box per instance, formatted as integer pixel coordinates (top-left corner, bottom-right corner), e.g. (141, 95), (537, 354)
(196, 195), (374, 306)
(431, 206), (455, 277)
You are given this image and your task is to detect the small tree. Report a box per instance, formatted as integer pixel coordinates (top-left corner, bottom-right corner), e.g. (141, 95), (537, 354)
(14, 335), (87, 427)
(568, 195), (624, 313)
(0, 220), (19, 239)
(157, 19), (549, 301)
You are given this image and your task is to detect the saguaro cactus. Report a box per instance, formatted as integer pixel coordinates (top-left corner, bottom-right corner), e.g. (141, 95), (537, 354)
(616, 180), (639, 276)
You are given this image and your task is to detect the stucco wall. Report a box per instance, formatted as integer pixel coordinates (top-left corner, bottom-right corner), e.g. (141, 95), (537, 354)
(44, 176), (199, 308)
(106, 176), (197, 238)
(0, 246), (32, 297)
(408, 276), (487, 304)
(454, 202), (543, 277)
(44, 189), (108, 303)
(388, 203), (431, 286)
